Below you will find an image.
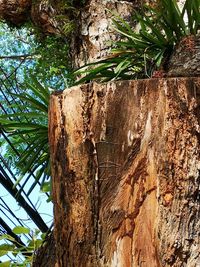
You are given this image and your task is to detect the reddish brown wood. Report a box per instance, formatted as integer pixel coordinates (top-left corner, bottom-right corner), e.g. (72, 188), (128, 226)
(49, 78), (200, 267)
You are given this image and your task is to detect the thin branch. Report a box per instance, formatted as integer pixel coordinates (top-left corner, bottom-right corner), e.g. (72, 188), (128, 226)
(0, 54), (40, 60)
(0, 167), (49, 233)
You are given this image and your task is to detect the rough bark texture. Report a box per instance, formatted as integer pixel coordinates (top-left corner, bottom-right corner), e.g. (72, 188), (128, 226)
(0, 0), (32, 25)
(71, 0), (136, 68)
(0, 0), (59, 33)
(32, 232), (57, 267)
(168, 35), (200, 77)
(49, 78), (200, 267)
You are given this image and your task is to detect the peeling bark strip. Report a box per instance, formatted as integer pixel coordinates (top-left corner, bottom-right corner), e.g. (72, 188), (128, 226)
(49, 78), (200, 267)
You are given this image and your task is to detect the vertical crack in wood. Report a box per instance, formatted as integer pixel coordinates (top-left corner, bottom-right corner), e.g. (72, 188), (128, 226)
(81, 83), (101, 264)
(91, 136), (101, 263)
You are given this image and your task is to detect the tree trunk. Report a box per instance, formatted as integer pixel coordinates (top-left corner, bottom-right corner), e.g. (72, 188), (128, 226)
(0, 1), (140, 267)
(0, 0), (32, 25)
(49, 77), (200, 267)
(70, 0), (136, 68)
(2, 1), (199, 267)
(167, 35), (200, 77)
(0, 0), (136, 63)
(32, 232), (56, 267)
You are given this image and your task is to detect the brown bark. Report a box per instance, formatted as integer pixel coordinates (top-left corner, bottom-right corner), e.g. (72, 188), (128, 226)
(49, 78), (200, 267)
(0, 0), (59, 33)
(168, 35), (200, 77)
(32, 232), (57, 267)
(0, 0), (32, 25)
(71, 0), (136, 68)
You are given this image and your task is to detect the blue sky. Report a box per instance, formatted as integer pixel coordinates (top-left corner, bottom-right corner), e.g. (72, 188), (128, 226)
(0, 22), (53, 264)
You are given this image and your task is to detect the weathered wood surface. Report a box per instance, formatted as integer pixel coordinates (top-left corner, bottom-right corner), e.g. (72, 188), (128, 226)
(168, 35), (200, 77)
(49, 78), (200, 267)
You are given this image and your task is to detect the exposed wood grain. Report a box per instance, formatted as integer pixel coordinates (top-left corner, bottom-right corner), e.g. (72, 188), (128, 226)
(49, 78), (200, 267)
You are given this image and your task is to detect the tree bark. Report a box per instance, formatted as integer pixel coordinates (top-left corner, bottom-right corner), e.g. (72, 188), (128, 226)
(168, 35), (200, 77)
(32, 232), (56, 267)
(3, 1), (199, 267)
(49, 78), (200, 267)
(0, 0), (61, 33)
(70, 0), (136, 68)
(0, 0), (32, 25)
(0, 0), (136, 63)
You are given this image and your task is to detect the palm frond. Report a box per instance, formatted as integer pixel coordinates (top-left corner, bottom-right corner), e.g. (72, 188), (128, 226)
(0, 75), (51, 195)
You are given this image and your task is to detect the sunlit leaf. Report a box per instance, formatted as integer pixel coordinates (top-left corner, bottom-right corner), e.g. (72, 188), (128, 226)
(0, 261), (11, 267)
(12, 226), (30, 235)
(0, 244), (15, 251)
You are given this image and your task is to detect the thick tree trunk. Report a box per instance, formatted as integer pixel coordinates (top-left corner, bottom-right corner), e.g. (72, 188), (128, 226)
(0, 0), (32, 25)
(49, 77), (200, 267)
(0, 0), (136, 64)
(3, 1), (199, 267)
(71, 0), (136, 68)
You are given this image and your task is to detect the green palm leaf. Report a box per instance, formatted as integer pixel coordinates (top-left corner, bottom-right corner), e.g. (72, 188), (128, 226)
(0, 75), (51, 195)
(74, 0), (200, 83)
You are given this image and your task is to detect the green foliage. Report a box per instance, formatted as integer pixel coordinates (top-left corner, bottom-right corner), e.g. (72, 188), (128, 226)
(12, 227), (30, 235)
(49, 0), (87, 37)
(0, 24), (71, 200)
(31, 35), (71, 89)
(0, 227), (46, 266)
(55, 1), (78, 36)
(0, 22), (71, 89)
(0, 11), (68, 267)
(73, 0), (200, 83)
(0, 75), (50, 195)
